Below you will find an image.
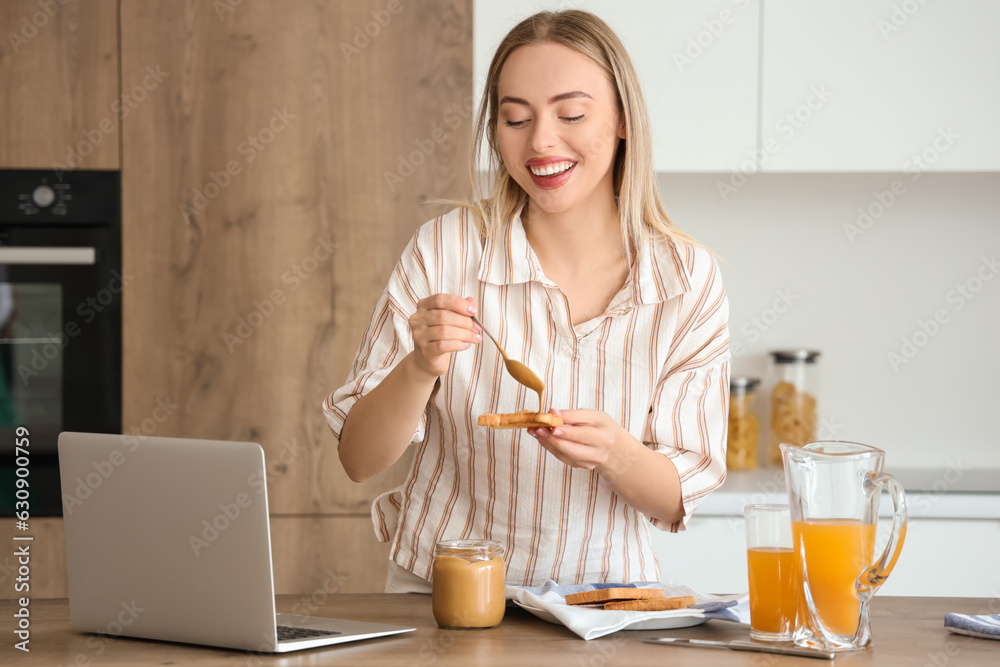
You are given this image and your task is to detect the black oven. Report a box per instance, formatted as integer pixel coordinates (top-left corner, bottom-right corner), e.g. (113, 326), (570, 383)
(0, 169), (122, 516)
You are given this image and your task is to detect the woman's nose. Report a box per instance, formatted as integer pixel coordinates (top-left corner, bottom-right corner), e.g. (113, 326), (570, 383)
(529, 116), (558, 153)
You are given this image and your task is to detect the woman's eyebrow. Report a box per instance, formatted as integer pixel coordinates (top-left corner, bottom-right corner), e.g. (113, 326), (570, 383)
(499, 90), (594, 106)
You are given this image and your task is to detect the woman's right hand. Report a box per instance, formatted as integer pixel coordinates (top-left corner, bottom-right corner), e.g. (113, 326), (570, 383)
(408, 294), (481, 378)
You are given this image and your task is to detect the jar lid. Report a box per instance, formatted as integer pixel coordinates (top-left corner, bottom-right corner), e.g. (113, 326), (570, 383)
(435, 539), (504, 559)
(730, 376), (760, 391)
(770, 349), (821, 364)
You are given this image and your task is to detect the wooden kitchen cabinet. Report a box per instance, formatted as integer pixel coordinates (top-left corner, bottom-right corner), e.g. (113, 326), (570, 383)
(0, 0), (119, 169)
(270, 516), (395, 596)
(474, 0), (759, 172)
(119, 0), (469, 519)
(116, 0), (471, 594)
(760, 0), (1000, 171)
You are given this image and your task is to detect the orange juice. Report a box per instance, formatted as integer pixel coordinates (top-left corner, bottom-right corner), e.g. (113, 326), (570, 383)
(792, 519), (876, 637)
(747, 547), (798, 635)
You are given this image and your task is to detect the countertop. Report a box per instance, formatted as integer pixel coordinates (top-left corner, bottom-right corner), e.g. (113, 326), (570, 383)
(4, 594), (999, 666)
(699, 466), (1000, 519)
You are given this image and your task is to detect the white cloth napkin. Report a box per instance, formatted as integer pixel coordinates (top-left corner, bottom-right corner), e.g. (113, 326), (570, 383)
(505, 580), (749, 640)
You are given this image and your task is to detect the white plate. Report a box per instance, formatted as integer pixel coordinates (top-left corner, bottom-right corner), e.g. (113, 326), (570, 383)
(512, 599), (710, 631)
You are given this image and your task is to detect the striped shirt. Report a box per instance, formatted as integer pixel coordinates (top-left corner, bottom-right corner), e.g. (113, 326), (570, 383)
(323, 207), (730, 586)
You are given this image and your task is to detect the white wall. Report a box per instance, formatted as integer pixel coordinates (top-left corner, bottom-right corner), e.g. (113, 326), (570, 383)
(659, 172), (1000, 469)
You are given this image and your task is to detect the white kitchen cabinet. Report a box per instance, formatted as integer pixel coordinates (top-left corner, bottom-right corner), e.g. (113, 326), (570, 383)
(876, 519), (1000, 597)
(476, 1), (999, 173)
(652, 516), (748, 593)
(760, 0), (1000, 171)
(474, 0), (759, 172)
(650, 516), (1000, 598)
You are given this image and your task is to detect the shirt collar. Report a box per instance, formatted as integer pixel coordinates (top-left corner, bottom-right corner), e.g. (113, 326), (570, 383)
(630, 233), (691, 305)
(478, 207), (550, 287)
(478, 207), (692, 306)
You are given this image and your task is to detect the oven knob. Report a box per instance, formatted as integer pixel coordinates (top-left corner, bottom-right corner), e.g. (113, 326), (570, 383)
(32, 184), (56, 208)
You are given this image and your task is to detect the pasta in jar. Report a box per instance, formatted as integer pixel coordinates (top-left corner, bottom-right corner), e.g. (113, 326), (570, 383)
(728, 377), (760, 470)
(768, 350), (820, 465)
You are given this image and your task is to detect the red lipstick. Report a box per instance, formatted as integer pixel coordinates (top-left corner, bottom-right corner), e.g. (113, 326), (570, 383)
(525, 156), (577, 190)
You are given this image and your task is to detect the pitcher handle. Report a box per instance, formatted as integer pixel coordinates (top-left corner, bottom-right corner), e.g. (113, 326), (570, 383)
(859, 472), (908, 595)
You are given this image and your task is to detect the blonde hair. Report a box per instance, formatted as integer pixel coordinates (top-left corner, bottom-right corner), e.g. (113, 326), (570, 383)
(455, 9), (698, 260)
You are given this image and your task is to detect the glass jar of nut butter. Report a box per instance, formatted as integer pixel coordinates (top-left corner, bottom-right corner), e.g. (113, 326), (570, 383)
(727, 376), (761, 470)
(767, 349), (820, 465)
(431, 539), (505, 629)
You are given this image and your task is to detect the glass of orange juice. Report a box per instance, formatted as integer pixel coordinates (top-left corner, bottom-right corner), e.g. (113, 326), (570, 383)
(744, 504), (798, 641)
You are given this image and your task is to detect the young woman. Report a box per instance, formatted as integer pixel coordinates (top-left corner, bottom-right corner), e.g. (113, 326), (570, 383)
(324, 10), (730, 592)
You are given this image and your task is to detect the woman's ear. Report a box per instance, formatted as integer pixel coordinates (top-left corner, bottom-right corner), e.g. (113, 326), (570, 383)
(617, 117), (627, 140)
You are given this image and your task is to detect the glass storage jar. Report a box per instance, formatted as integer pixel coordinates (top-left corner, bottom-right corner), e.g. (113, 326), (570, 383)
(727, 376), (761, 470)
(431, 539), (505, 629)
(768, 349), (820, 465)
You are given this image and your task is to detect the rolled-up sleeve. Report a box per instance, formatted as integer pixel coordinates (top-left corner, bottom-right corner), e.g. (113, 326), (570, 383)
(645, 250), (730, 532)
(322, 231), (430, 447)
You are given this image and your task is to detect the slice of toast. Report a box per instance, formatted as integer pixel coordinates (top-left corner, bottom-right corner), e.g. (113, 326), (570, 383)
(477, 410), (563, 430)
(564, 587), (665, 606)
(602, 595), (696, 612)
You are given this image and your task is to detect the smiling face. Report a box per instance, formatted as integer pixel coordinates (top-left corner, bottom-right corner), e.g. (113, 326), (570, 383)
(495, 42), (625, 217)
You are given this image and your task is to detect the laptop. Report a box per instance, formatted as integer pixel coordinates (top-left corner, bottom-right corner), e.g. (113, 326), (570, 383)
(58, 432), (415, 653)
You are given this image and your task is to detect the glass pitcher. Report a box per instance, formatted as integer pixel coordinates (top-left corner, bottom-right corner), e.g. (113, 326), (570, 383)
(780, 441), (908, 651)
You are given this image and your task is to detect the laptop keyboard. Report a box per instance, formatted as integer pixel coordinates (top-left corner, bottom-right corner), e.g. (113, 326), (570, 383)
(277, 625), (342, 641)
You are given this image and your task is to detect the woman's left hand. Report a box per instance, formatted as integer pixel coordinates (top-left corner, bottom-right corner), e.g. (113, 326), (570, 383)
(527, 409), (627, 470)
(531, 408), (684, 523)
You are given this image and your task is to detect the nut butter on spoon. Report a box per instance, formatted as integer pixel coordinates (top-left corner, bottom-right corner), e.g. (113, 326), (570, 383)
(470, 315), (545, 410)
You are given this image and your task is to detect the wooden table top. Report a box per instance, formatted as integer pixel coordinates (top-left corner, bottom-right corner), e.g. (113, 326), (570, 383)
(2, 594), (997, 665)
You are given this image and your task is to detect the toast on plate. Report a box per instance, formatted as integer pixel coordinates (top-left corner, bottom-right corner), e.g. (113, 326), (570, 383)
(564, 587), (665, 606)
(602, 595), (696, 611)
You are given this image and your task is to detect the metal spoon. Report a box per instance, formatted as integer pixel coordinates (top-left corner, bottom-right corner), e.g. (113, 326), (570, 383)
(471, 315), (545, 411)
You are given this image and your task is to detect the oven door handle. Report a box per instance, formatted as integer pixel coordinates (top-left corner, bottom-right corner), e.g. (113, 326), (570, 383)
(0, 247), (97, 265)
